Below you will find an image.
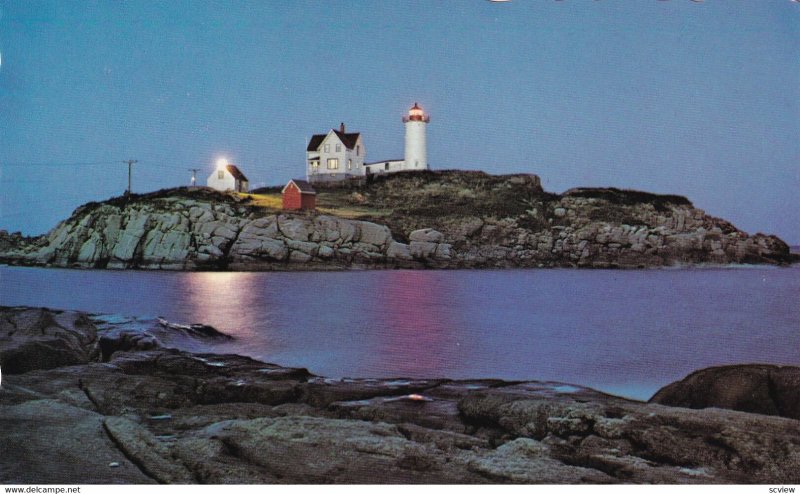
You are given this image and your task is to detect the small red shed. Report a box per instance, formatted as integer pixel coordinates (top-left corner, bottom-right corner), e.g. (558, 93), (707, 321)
(282, 179), (316, 210)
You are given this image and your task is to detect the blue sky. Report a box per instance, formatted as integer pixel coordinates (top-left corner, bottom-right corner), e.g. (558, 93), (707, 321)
(1, 1), (798, 243)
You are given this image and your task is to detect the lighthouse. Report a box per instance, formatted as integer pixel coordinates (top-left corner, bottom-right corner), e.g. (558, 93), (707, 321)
(402, 102), (430, 170)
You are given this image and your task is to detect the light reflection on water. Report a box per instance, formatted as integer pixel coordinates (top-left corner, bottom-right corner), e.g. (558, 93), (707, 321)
(1, 264), (799, 400)
(364, 270), (467, 377)
(184, 271), (266, 341)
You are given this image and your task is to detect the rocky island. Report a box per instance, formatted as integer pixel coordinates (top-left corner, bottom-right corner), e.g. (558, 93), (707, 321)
(0, 171), (793, 270)
(1, 306), (799, 484)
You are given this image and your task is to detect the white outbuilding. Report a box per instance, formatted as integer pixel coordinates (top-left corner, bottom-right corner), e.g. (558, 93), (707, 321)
(207, 162), (249, 193)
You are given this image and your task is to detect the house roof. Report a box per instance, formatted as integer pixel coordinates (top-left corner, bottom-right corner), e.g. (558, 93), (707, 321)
(306, 129), (361, 151)
(282, 179), (316, 195)
(226, 165), (248, 181)
(365, 159), (403, 166)
(306, 135), (326, 152)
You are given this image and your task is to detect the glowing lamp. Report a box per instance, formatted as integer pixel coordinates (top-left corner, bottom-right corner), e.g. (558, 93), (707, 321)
(403, 102), (429, 123)
(216, 158), (229, 170)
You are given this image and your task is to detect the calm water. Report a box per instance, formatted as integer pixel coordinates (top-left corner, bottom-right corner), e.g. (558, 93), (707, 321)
(1, 264), (798, 400)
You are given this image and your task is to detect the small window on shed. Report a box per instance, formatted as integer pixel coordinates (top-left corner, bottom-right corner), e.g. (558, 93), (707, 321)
(218, 170), (224, 179)
(385, 163), (389, 171)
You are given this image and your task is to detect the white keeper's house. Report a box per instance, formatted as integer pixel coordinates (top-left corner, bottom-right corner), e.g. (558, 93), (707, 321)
(306, 103), (430, 183)
(306, 123), (366, 183)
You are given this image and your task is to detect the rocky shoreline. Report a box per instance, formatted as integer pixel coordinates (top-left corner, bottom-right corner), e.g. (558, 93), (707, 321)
(0, 172), (795, 271)
(1, 306), (799, 484)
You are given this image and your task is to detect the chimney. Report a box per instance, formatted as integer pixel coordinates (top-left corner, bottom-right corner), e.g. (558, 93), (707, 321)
(339, 122), (345, 133)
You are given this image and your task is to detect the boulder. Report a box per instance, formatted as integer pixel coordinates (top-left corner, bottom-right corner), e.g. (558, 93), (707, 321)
(286, 240), (319, 256)
(356, 221), (392, 247)
(409, 228), (445, 243)
(313, 215), (343, 242)
(650, 364), (800, 419)
(409, 241), (438, 259)
(110, 212), (150, 262)
(277, 216), (311, 241)
(0, 308), (98, 374)
(435, 243), (453, 259)
(289, 250), (312, 263)
(232, 237), (288, 261)
(387, 241), (412, 260)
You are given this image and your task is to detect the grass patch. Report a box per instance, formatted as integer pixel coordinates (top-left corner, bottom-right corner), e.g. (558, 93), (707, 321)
(317, 206), (393, 219)
(243, 192), (391, 219)
(241, 193), (282, 210)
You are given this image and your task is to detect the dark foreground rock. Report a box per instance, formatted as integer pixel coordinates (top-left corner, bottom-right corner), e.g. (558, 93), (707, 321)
(0, 308), (99, 373)
(1, 306), (799, 484)
(650, 364), (800, 420)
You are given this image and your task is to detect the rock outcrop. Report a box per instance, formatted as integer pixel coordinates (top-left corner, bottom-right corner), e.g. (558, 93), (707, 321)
(1, 199), (452, 270)
(0, 172), (793, 270)
(1, 306), (800, 484)
(650, 364), (800, 420)
(374, 182), (792, 269)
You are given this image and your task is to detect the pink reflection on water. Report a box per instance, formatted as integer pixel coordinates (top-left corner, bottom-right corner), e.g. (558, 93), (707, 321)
(183, 272), (263, 340)
(366, 270), (466, 377)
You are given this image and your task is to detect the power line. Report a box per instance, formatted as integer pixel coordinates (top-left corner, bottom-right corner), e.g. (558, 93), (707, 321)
(0, 159), (214, 175)
(0, 160), (119, 167)
(0, 178), (58, 183)
(1, 199), (93, 217)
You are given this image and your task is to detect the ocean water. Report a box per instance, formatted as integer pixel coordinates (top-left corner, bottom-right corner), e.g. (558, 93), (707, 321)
(1, 264), (798, 400)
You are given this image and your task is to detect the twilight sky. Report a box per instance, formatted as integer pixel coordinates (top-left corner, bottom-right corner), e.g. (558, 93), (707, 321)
(1, 1), (798, 243)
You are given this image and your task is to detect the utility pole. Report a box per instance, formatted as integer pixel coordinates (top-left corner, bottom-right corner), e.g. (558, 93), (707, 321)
(122, 159), (138, 195)
(188, 168), (201, 187)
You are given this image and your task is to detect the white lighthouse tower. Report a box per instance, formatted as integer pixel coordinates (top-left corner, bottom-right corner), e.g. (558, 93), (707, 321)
(402, 102), (430, 170)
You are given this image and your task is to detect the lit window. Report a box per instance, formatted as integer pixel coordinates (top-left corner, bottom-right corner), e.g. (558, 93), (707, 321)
(324, 144), (330, 153)
(347, 159), (352, 170)
(336, 144), (341, 152)
(218, 170), (224, 179)
(327, 158), (339, 170)
(310, 160), (319, 170)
